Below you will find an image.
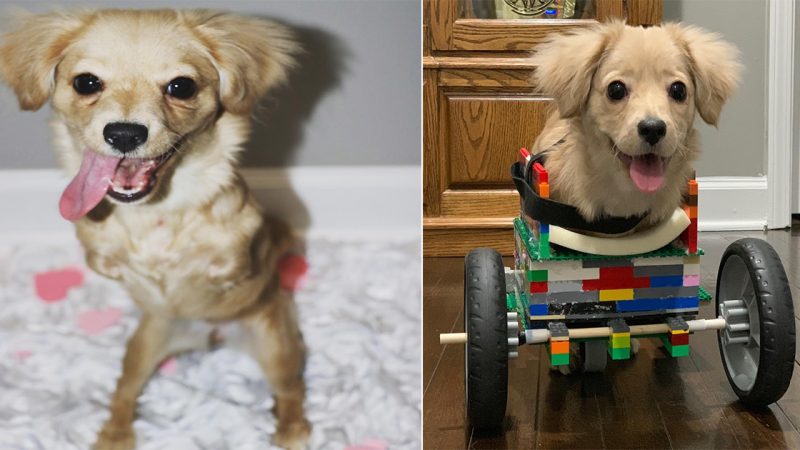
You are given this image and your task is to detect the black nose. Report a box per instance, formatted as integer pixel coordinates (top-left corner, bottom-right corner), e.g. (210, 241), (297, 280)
(103, 122), (148, 153)
(637, 118), (667, 146)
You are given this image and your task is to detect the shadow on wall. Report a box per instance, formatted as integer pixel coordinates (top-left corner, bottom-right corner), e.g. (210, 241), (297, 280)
(243, 22), (348, 234)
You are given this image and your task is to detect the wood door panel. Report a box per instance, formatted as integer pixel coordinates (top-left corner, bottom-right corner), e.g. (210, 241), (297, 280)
(441, 189), (518, 217)
(440, 68), (534, 88)
(446, 95), (550, 186)
(452, 19), (592, 51)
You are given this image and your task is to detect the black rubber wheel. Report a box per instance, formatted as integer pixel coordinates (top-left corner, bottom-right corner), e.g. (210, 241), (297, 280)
(716, 238), (795, 408)
(464, 248), (508, 431)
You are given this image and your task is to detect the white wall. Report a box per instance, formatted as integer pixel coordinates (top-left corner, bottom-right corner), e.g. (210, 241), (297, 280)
(663, 0), (768, 177)
(0, 0), (421, 169)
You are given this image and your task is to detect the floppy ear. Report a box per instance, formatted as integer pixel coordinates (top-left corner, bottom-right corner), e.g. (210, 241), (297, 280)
(189, 11), (299, 115)
(666, 23), (742, 126)
(531, 21), (622, 118)
(0, 10), (87, 111)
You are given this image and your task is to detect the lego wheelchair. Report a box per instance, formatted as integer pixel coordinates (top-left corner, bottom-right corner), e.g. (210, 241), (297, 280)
(439, 149), (796, 431)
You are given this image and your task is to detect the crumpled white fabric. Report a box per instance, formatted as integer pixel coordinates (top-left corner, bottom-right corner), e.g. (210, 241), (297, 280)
(0, 238), (420, 450)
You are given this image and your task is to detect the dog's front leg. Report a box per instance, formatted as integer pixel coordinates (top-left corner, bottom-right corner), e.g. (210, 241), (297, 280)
(95, 314), (173, 450)
(243, 293), (310, 450)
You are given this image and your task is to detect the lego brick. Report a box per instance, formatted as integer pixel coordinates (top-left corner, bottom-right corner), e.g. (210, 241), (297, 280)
(539, 232), (550, 258)
(682, 275), (700, 286)
(582, 258), (633, 268)
(529, 304), (549, 315)
(633, 286), (698, 299)
(583, 276), (649, 291)
(533, 161), (548, 183)
(548, 322), (569, 338)
(687, 195), (698, 207)
(547, 291), (600, 304)
(609, 347), (631, 360)
(550, 352), (570, 366)
(608, 318), (630, 333)
(611, 333), (631, 348)
(550, 340), (570, 354)
(530, 269), (548, 282)
(599, 289), (634, 301)
(633, 265), (684, 277)
(530, 281), (548, 293)
(632, 256), (686, 267)
(539, 182), (550, 198)
(539, 223), (549, 234)
(683, 264), (700, 276)
(615, 297), (700, 312)
(688, 179), (698, 195)
(650, 275), (684, 287)
(666, 316), (689, 331)
(699, 286), (712, 302)
(600, 266), (634, 279)
(519, 147), (531, 161)
(547, 280), (584, 293)
(669, 332), (690, 346)
(684, 205), (698, 219)
(660, 336), (690, 357)
(546, 267), (600, 282)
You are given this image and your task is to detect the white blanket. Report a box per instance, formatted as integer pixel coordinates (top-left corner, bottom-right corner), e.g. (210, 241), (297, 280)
(0, 238), (420, 450)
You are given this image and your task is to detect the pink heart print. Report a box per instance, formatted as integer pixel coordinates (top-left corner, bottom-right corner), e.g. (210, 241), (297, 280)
(77, 308), (123, 335)
(34, 267), (85, 302)
(345, 440), (388, 450)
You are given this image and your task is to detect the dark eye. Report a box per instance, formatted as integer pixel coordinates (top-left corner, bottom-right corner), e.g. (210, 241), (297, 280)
(669, 81), (687, 102)
(165, 77), (197, 99)
(73, 73), (103, 95)
(607, 80), (627, 101)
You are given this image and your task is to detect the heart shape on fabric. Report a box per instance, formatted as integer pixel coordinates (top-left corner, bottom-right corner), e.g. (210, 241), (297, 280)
(34, 267), (84, 302)
(77, 308), (122, 335)
(278, 254), (308, 292)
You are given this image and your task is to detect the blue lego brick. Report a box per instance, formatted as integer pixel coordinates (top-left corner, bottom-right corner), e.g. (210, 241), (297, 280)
(615, 297), (700, 312)
(650, 276), (684, 287)
(539, 223), (549, 233)
(529, 304), (549, 315)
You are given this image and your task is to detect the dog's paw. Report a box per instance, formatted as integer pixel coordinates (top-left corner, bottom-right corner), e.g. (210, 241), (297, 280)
(94, 423), (136, 450)
(274, 418), (311, 450)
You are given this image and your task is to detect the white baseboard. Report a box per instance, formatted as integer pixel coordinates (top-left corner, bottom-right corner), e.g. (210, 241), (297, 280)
(0, 166), (420, 244)
(697, 176), (768, 231)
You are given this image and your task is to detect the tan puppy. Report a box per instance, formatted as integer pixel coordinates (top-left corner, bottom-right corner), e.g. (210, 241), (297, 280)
(0, 9), (310, 450)
(531, 21), (741, 227)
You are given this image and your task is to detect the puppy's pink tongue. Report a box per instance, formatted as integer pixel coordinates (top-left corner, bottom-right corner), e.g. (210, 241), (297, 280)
(59, 151), (121, 222)
(629, 154), (665, 193)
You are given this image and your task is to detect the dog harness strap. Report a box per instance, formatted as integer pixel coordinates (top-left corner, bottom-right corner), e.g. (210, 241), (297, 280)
(511, 152), (645, 235)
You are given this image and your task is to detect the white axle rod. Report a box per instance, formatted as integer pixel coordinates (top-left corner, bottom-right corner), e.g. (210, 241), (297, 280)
(439, 317), (727, 345)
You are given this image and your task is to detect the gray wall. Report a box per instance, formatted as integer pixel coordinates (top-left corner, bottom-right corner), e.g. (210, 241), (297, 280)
(0, 0), (420, 169)
(664, 0), (767, 177)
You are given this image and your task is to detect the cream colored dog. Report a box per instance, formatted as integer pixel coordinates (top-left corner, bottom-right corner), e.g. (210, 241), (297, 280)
(531, 21), (741, 227)
(0, 9), (310, 450)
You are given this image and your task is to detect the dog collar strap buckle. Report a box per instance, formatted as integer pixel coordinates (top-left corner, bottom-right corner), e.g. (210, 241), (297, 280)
(511, 156), (644, 235)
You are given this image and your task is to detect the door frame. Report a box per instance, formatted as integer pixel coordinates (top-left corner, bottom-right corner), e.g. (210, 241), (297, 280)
(769, 0), (794, 228)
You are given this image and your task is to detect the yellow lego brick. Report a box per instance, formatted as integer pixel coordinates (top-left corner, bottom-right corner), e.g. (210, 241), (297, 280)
(531, 314), (567, 321)
(599, 288), (634, 301)
(670, 329), (689, 335)
(611, 334), (630, 348)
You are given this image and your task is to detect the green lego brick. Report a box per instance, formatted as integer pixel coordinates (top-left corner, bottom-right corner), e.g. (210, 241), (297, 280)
(550, 352), (570, 366)
(660, 336), (690, 357)
(609, 347), (631, 360)
(699, 286), (711, 302)
(506, 291), (529, 331)
(506, 292), (516, 311)
(539, 232), (550, 258)
(514, 217), (704, 262)
(529, 269), (548, 282)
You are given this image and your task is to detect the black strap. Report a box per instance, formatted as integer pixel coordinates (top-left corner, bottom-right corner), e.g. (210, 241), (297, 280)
(511, 152), (645, 235)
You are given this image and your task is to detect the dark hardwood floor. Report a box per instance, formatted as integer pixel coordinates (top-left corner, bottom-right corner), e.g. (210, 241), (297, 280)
(423, 229), (800, 449)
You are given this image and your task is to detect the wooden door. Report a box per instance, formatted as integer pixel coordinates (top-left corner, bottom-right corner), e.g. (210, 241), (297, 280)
(423, 0), (662, 256)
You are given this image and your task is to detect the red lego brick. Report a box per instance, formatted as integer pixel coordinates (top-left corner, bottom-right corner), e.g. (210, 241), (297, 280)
(533, 162), (548, 184)
(669, 332), (690, 346)
(519, 147), (531, 166)
(600, 266), (634, 280)
(530, 281), (548, 293)
(582, 277), (648, 291)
